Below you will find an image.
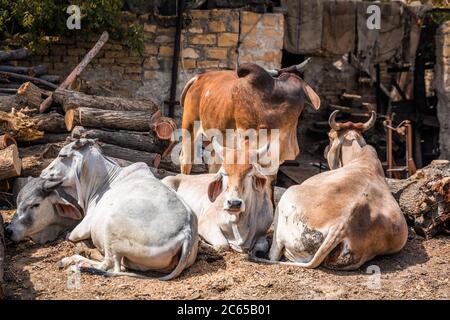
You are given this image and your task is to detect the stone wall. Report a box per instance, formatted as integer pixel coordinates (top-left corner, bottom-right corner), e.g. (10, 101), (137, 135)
(18, 9), (284, 120)
(434, 21), (450, 160)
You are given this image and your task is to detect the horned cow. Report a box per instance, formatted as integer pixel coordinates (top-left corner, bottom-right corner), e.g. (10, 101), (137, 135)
(253, 111), (408, 269)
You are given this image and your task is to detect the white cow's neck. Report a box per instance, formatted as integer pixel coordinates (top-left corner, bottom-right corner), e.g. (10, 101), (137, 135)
(78, 149), (122, 211)
(229, 188), (269, 250)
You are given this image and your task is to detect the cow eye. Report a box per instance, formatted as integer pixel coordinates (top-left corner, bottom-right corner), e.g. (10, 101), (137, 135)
(30, 204), (40, 209)
(59, 154), (68, 158)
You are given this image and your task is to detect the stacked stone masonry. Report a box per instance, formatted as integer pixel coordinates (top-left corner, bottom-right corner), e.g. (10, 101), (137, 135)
(17, 9), (284, 109)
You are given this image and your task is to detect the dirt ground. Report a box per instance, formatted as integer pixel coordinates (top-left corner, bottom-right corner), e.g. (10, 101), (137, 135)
(1, 206), (449, 300)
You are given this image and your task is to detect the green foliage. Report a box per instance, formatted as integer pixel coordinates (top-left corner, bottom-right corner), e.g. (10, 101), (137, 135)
(0, 0), (144, 54)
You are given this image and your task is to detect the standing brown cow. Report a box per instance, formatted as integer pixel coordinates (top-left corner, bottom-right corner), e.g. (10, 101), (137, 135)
(179, 63), (321, 174)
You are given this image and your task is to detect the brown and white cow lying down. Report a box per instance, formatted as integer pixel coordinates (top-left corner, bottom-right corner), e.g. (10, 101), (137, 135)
(163, 139), (274, 254)
(179, 63), (321, 174)
(254, 111), (408, 270)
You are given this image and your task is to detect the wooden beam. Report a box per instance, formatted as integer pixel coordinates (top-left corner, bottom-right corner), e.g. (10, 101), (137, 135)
(39, 31), (109, 113)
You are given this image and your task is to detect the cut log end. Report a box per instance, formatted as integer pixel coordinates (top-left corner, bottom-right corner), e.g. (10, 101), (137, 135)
(0, 144), (21, 180)
(0, 134), (17, 149)
(65, 109), (76, 131)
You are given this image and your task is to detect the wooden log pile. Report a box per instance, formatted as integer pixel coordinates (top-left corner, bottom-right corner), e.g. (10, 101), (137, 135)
(0, 48), (61, 95)
(387, 159), (450, 238)
(0, 212), (4, 299)
(0, 31), (208, 208)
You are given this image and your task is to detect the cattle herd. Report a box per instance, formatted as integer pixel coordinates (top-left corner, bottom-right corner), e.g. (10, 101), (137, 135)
(4, 63), (408, 281)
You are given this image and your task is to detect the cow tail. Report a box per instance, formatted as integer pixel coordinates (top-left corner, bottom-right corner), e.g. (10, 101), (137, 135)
(180, 76), (197, 108)
(248, 221), (346, 268)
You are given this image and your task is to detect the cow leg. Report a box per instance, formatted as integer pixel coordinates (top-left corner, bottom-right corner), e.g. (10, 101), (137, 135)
(268, 238), (283, 261)
(180, 123), (194, 174)
(199, 222), (229, 252)
(250, 236), (269, 257)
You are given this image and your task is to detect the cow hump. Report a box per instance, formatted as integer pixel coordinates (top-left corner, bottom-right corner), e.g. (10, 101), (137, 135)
(237, 63), (274, 92)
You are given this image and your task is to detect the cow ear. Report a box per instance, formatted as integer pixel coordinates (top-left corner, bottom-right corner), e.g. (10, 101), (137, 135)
(54, 203), (83, 220)
(253, 175), (267, 192)
(208, 175), (223, 203)
(303, 83), (321, 110)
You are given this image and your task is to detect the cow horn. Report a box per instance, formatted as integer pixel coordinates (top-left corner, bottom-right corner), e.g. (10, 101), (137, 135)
(329, 110), (341, 131)
(295, 57), (312, 72)
(362, 111), (377, 132)
(211, 137), (224, 161)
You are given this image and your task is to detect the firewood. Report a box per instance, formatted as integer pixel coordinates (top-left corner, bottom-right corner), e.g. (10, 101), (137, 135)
(0, 48), (30, 61)
(71, 126), (165, 153)
(40, 32), (109, 113)
(65, 107), (153, 132)
(0, 213), (4, 299)
(0, 110), (44, 142)
(0, 71), (57, 90)
(97, 142), (161, 167)
(150, 110), (177, 140)
(53, 89), (158, 112)
(0, 64), (47, 77)
(387, 159), (450, 238)
(0, 134), (16, 149)
(16, 82), (50, 110)
(0, 144), (21, 180)
(157, 155), (208, 174)
(0, 95), (19, 112)
(39, 75), (61, 84)
(32, 112), (66, 133)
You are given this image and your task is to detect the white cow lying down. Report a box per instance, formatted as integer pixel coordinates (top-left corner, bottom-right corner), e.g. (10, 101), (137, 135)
(37, 139), (198, 280)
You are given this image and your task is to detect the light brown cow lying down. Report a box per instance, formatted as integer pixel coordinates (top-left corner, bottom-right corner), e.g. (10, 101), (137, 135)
(163, 139), (273, 254)
(253, 111), (408, 270)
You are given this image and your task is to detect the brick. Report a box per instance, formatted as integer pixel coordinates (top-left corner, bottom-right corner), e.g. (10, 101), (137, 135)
(124, 66), (142, 74)
(123, 74), (142, 81)
(211, 9), (231, 18)
(189, 34), (216, 45)
(119, 57), (143, 65)
(189, 10), (209, 19)
(144, 57), (160, 69)
(105, 51), (126, 58)
(155, 35), (173, 44)
(240, 24), (258, 36)
(188, 27), (203, 34)
(218, 33), (238, 47)
(63, 56), (79, 64)
(262, 51), (282, 62)
(242, 11), (260, 25)
(144, 44), (158, 55)
(181, 59), (197, 69)
(264, 28), (283, 37)
(262, 14), (282, 27)
(67, 48), (85, 56)
(197, 60), (219, 69)
(111, 66), (125, 74)
(208, 21), (226, 33)
(144, 70), (157, 80)
(99, 58), (115, 64)
(231, 18), (240, 33)
(159, 46), (174, 57)
(205, 48), (228, 60)
(144, 23), (157, 33)
(182, 48), (200, 59)
(240, 39), (261, 50)
(50, 45), (66, 56)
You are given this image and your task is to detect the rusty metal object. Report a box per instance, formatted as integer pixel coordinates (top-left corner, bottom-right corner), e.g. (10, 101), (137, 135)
(383, 114), (416, 178)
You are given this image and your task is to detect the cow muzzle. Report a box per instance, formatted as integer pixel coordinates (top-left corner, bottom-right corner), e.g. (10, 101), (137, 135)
(224, 198), (245, 213)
